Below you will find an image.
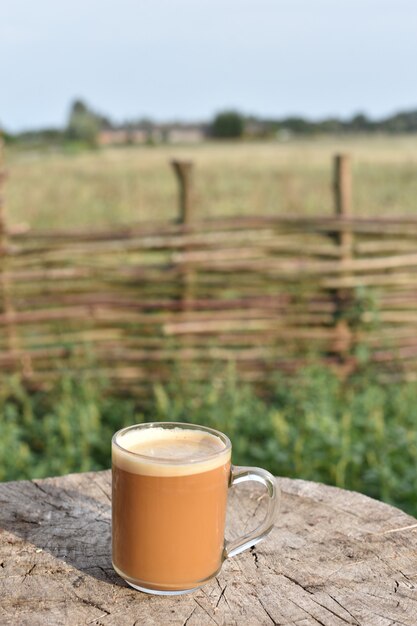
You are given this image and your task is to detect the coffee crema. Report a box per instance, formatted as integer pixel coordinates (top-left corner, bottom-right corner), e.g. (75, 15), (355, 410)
(112, 425), (231, 591)
(113, 426), (229, 475)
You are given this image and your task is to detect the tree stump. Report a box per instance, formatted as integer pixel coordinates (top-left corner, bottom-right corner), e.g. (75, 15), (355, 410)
(1, 470), (416, 625)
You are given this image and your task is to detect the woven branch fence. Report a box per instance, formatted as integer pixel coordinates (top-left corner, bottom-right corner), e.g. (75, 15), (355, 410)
(1, 154), (417, 397)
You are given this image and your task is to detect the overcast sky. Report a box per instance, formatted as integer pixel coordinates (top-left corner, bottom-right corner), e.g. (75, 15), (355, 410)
(1, 0), (416, 131)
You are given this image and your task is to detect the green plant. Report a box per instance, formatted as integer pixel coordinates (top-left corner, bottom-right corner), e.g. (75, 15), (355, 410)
(1, 363), (417, 517)
(0, 375), (137, 481)
(151, 364), (417, 516)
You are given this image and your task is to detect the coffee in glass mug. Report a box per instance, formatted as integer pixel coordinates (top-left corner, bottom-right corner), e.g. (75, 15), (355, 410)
(112, 422), (279, 594)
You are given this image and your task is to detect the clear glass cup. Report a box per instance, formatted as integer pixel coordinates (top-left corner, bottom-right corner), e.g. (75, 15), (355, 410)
(112, 422), (279, 595)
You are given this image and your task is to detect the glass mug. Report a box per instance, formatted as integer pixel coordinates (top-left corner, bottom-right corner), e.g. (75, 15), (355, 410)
(112, 422), (279, 595)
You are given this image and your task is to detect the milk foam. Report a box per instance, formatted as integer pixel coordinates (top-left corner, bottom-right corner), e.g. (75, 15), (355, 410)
(112, 426), (231, 476)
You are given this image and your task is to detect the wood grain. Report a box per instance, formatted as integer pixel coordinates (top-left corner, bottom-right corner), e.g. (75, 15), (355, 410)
(1, 470), (417, 625)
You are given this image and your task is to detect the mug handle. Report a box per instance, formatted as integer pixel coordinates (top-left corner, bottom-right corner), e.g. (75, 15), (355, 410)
(224, 465), (280, 559)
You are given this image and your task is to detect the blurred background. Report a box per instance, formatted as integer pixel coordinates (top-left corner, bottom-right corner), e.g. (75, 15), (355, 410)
(1, 0), (417, 514)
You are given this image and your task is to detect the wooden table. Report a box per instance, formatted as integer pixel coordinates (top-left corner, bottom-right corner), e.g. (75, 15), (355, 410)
(1, 470), (417, 625)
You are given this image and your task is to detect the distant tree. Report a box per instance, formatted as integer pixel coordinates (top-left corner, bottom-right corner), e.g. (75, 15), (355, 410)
(211, 111), (244, 138)
(383, 110), (417, 133)
(349, 113), (372, 132)
(134, 117), (154, 131)
(66, 99), (101, 146)
(0, 128), (14, 144)
(279, 117), (315, 135)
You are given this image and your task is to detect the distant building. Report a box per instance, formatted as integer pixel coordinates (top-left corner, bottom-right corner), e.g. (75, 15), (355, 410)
(97, 123), (206, 147)
(130, 129), (148, 144)
(164, 125), (206, 144)
(245, 120), (270, 138)
(97, 129), (129, 146)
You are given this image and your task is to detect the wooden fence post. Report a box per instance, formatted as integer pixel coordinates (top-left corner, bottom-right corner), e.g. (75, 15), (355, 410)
(171, 160), (195, 318)
(334, 154), (353, 254)
(0, 140), (19, 363)
(333, 154), (354, 369)
(171, 160), (194, 225)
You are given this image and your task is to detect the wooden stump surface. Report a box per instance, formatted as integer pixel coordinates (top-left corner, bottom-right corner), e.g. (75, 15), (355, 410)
(1, 470), (417, 625)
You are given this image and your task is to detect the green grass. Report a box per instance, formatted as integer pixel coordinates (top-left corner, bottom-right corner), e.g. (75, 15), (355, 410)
(1, 364), (417, 517)
(5, 135), (417, 230)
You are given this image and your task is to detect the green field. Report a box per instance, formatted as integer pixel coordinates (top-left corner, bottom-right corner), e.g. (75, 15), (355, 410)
(3, 136), (417, 515)
(5, 135), (417, 230)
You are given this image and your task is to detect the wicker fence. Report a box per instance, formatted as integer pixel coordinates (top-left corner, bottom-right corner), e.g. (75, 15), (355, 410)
(1, 155), (417, 396)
